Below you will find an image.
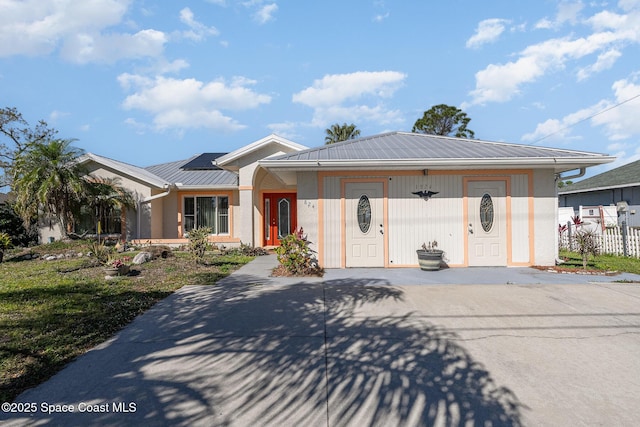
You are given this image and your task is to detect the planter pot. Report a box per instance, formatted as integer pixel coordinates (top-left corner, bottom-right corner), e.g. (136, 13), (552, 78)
(416, 249), (444, 271)
(104, 265), (130, 277)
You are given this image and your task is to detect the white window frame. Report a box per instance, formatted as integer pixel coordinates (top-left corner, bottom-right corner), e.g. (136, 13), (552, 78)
(183, 195), (230, 236)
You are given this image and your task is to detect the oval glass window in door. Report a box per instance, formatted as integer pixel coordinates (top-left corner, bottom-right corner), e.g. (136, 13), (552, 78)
(357, 195), (372, 233)
(278, 198), (290, 239)
(480, 193), (494, 232)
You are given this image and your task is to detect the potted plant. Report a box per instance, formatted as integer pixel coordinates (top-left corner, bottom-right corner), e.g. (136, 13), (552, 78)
(105, 257), (131, 277)
(416, 240), (444, 271)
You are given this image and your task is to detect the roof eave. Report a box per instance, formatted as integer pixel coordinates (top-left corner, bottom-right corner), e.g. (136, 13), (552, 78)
(216, 134), (308, 167)
(559, 181), (640, 195)
(79, 153), (169, 189)
(174, 184), (239, 191)
(260, 156), (616, 172)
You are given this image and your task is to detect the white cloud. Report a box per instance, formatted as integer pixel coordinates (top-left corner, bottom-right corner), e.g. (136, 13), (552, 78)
(577, 48), (622, 80)
(49, 110), (70, 123)
(254, 4), (278, 24)
(61, 29), (167, 64)
(292, 71), (406, 127)
(0, 0), (169, 63)
(466, 2), (640, 107)
(522, 74), (640, 142)
(466, 19), (511, 48)
(178, 7), (219, 41)
(535, 1), (584, 29)
(591, 76), (640, 139)
(118, 74), (271, 131)
(373, 13), (390, 23)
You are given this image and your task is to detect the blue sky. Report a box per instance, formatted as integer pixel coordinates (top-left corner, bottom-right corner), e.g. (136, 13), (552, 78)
(1, 0), (639, 179)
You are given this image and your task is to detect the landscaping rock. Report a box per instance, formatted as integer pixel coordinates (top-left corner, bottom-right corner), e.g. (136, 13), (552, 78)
(133, 252), (153, 265)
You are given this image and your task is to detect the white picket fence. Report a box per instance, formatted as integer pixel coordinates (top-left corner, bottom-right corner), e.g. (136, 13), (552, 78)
(560, 226), (640, 258)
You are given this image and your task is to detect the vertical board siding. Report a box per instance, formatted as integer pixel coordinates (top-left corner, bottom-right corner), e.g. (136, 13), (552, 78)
(321, 171), (536, 268)
(322, 176), (342, 268)
(388, 175), (463, 266)
(511, 174), (530, 263)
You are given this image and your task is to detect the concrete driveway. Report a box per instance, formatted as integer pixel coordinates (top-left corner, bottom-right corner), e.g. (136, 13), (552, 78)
(3, 256), (640, 426)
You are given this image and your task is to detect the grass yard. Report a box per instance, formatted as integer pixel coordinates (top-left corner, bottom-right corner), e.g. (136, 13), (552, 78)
(0, 242), (253, 403)
(558, 250), (640, 276)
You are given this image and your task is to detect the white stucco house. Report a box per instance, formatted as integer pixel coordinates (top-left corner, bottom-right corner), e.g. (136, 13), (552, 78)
(62, 132), (614, 268)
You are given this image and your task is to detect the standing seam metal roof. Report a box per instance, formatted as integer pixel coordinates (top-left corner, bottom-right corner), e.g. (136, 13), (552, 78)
(267, 132), (610, 161)
(145, 155), (238, 187)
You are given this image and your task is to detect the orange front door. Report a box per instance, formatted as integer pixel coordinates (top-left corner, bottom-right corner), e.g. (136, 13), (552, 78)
(263, 193), (297, 246)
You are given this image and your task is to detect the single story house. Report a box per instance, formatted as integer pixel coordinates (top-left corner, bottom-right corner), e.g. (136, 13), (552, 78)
(52, 132), (614, 268)
(559, 159), (640, 227)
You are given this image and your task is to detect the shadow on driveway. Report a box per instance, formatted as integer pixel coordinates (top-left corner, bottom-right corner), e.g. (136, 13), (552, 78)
(5, 274), (524, 426)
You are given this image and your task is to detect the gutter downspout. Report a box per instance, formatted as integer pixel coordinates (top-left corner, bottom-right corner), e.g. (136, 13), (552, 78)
(137, 184), (173, 240)
(557, 167), (586, 181)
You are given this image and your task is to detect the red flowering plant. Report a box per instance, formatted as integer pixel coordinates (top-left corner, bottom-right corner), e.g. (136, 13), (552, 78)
(111, 256), (131, 268)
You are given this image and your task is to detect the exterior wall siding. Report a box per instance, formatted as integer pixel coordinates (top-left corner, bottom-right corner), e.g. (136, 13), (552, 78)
(311, 169), (550, 268)
(322, 176), (342, 268)
(388, 174), (464, 266)
(511, 173), (531, 263)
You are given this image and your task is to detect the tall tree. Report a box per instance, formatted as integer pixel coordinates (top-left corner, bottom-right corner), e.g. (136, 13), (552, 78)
(412, 104), (475, 138)
(324, 123), (361, 144)
(83, 176), (137, 235)
(12, 139), (86, 235)
(0, 107), (57, 187)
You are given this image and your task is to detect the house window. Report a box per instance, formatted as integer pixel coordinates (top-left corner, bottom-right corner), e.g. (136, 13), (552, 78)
(480, 193), (494, 232)
(357, 195), (371, 233)
(183, 196), (229, 235)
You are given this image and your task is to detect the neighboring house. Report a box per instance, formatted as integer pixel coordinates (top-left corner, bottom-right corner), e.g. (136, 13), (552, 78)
(46, 132), (613, 268)
(559, 160), (640, 227)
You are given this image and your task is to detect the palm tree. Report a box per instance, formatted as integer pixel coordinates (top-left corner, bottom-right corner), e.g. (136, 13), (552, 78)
(83, 176), (137, 237)
(12, 139), (86, 235)
(324, 123), (361, 144)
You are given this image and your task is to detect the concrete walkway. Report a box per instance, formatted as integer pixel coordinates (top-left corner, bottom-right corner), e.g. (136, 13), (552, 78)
(3, 256), (640, 426)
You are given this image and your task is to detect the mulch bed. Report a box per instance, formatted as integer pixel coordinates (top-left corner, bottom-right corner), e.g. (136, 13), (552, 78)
(532, 265), (619, 276)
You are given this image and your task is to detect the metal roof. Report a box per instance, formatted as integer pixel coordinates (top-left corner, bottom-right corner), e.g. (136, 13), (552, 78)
(559, 159), (640, 194)
(261, 132), (614, 172)
(146, 155), (238, 188)
(79, 153), (169, 188)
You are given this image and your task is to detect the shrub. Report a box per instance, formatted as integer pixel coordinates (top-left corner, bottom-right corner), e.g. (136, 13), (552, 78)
(225, 242), (269, 257)
(574, 229), (600, 269)
(87, 240), (113, 265)
(0, 232), (12, 263)
(188, 227), (212, 263)
(275, 228), (322, 276)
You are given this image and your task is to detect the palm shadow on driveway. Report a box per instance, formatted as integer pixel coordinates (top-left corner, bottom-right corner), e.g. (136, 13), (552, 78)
(8, 274), (524, 426)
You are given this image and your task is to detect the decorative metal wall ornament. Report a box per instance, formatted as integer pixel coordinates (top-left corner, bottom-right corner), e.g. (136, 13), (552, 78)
(412, 190), (439, 201)
(357, 195), (372, 233)
(480, 193), (494, 232)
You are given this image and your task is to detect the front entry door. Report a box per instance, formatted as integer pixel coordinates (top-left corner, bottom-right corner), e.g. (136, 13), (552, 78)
(467, 181), (507, 266)
(345, 182), (384, 267)
(263, 193), (297, 246)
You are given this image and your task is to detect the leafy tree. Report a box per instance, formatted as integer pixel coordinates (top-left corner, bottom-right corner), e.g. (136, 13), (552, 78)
(82, 176), (137, 236)
(324, 123), (361, 145)
(0, 107), (57, 188)
(0, 201), (38, 246)
(12, 139), (86, 236)
(412, 104), (475, 138)
(557, 180), (573, 188)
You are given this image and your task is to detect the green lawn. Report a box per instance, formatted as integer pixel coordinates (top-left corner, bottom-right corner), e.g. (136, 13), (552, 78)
(558, 250), (640, 275)
(0, 242), (253, 402)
